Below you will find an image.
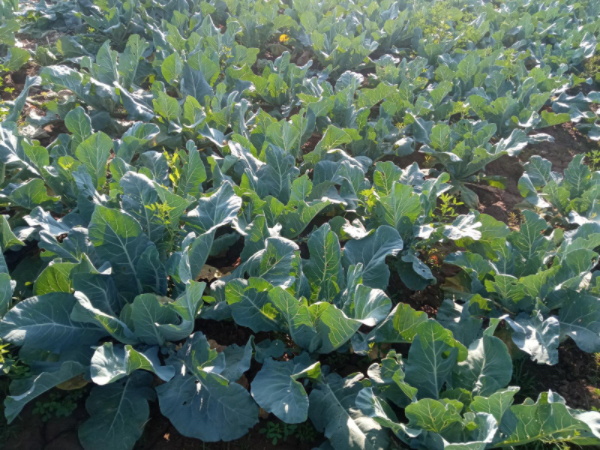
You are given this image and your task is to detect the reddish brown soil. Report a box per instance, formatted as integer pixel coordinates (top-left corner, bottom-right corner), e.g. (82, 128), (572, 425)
(138, 413), (318, 450)
(512, 341), (600, 410)
(472, 123), (598, 223)
(3, 398), (319, 450)
(3, 392), (88, 450)
(1, 63), (40, 101)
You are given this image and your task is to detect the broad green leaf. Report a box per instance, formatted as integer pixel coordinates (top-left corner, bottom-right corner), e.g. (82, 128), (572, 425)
(564, 154), (590, 197)
(251, 353), (321, 423)
(369, 303), (428, 344)
(304, 223), (342, 302)
(0, 273), (15, 318)
(4, 361), (85, 423)
(153, 90), (180, 121)
(508, 210), (549, 258)
(221, 338), (253, 382)
(130, 294), (178, 345)
(539, 110), (571, 127)
(281, 200), (329, 239)
(226, 278), (281, 332)
(236, 237), (300, 288)
(373, 162), (402, 196)
(309, 373), (390, 450)
(342, 225), (403, 289)
(443, 212), (483, 241)
(0, 215), (24, 251)
(558, 291), (600, 353)
(89, 205), (154, 300)
(290, 174), (313, 205)
(158, 369), (259, 442)
(239, 215), (270, 262)
(120, 172), (164, 243)
(76, 132), (113, 189)
(254, 339), (285, 363)
(436, 299), (483, 347)
(322, 126), (361, 150)
(120, 122), (160, 159)
(180, 64), (213, 105)
(522, 155), (552, 187)
(71, 291), (138, 345)
(309, 302), (361, 354)
(6, 75), (40, 123)
(0, 293), (105, 353)
(184, 182), (242, 233)
(405, 398), (463, 433)
(376, 182), (421, 240)
(397, 253), (437, 291)
(72, 273), (119, 317)
(178, 141), (207, 197)
(365, 351), (417, 408)
(90, 342), (175, 385)
(269, 286), (318, 349)
(342, 284), (391, 327)
(453, 335), (512, 396)
(156, 333), (258, 441)
(261, 145), (299, 204)
(355, 387), (415, 439)
(161, 53), (183, 85)
(33, 261), (77, 295)
(497, 392), (599, 447)
(135, 245), (168, 296)
(118, 34), (149, 90)
(0, 122), (39, 174)
(405, 320), (467, 399)
(79, 372), (155, 450)
(357, 82), (397, 108)
(65, 106), (92, 151)
(0, 19), (19, 46)
(41, 65), (117, 112)
(93, 40), (119, 84)
(504, 312), (559, 365)
(11, 179), (59, 208)
(180, 231), (215, 284)
(471, 387), (519, 424)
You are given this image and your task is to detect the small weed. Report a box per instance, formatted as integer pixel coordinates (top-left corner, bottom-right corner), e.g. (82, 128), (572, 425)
(508, 211), (522, 230)
(586, 150), (600, 171)
(326, 351), (351, 369)
(259, 420), (319, 445)
(584, 54), (600, 84)
(359, 187), (378, 214)
(283, 422), (318, 443)
(164, 150), (182, 190)
(435, 193), (463, 223)
(511, 358), (538, 402)
(424, 247), (443, 269)
(591, 353), (600, 385)
(520, 442), (573, 450)
(33, 389), (85, 422)
(423, 154), (435, 168)
(0, 341), (30, 379)
(259, 421), (283, 445)
(145, 201), (177, 253)
(592, 388), (600, 412)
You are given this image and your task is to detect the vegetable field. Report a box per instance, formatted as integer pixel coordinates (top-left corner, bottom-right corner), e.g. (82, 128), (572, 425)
(2, 0), (600, 449)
